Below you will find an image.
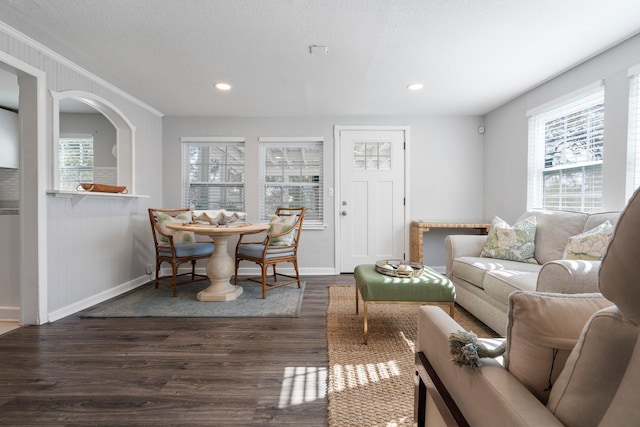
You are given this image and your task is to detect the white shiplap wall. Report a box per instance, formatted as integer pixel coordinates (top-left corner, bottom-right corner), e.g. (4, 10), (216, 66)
(0, 22), (164, 323)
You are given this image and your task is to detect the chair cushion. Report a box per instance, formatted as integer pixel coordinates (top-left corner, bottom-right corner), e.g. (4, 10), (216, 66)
(238, 243), (294, 259)
(159, 242), (213, 257)
(547, 306), (638, 427)
(505, 292), (613, 405)
(599, 187), (640, 324)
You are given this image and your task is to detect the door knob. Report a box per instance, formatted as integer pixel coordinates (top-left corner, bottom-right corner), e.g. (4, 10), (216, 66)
(341, 210), (348, 216)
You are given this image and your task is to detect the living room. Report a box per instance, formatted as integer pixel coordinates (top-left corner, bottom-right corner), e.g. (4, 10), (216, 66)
(1, 1), (640, 425)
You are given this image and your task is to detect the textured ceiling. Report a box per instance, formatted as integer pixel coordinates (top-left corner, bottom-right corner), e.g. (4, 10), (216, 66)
(1, 0), (640, 117)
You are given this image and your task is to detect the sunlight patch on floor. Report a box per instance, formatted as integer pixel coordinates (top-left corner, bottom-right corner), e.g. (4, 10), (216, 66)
(278, 366), (328, 408)
(329, 360), (401, 393)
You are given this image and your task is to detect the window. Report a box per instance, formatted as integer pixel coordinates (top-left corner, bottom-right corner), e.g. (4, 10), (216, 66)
(259, 137), (323, 226)
(58, 135), (94, 191)
(626, 65), (640, 200)
(181, 137), (245, 211)
(353, 141), (391, 170)
(527, 82), (605, 213)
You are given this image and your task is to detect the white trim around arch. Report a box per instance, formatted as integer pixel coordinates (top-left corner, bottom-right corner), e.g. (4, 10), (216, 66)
(51, 90), (137, 194)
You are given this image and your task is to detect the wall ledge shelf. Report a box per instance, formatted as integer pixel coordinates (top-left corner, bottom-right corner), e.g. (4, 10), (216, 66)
(46, 190), (149, 203)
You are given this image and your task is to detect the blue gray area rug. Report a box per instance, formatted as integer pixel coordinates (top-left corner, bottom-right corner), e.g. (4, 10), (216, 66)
(82, 281), (305, 318)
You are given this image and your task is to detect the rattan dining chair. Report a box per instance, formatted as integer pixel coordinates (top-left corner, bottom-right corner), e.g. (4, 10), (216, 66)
(234, 207), (305, 299)
(148, 208), (214, 296)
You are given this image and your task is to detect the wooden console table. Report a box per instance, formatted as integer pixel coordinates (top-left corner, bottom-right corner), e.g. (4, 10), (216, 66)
(410, 221), (491, 263)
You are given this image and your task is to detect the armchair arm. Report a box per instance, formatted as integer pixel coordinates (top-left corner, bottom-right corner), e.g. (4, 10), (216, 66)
(445, 235), (488, 279)
(417, 306), (564, 426)
(236, 228), (266, 245)
(536, 260), (601, 294)
(152, 223), (175, 247)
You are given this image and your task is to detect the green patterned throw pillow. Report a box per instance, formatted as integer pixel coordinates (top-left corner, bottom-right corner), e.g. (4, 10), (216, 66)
(563, 220), (614, 261)
(265, 214), (298, 246)
(156, 212), (195, 244)
(481, 215), (538, 264)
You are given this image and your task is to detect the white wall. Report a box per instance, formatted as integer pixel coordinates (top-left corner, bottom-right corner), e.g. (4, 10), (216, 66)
(163, 115), (484, 272)
(0, 22), (164, 323)
(483, 33), (640, 223)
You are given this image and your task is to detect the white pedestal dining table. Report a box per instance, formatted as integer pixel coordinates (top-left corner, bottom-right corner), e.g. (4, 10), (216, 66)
(166, 222), (268, 302)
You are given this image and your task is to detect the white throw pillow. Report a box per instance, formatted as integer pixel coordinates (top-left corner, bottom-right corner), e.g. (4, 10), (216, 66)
(563, 220), (614, 261)
(481, 215), (538, 264)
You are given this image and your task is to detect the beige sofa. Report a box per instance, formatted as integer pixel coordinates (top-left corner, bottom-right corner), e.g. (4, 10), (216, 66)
(445, 209), (619, 335)
(415, 189), (640, 427)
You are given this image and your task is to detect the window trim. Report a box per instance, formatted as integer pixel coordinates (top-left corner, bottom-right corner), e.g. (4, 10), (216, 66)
(180, 136), (246, 211)
(626, 64), (640, 201)
(527, 81), (605, 212)
(258, 136), (325, 229)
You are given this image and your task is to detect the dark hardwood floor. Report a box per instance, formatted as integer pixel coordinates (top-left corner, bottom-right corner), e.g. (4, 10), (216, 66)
(0, 275), (355, 426)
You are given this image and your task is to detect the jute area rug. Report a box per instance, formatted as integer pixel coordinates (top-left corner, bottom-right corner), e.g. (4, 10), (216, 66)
(327, 285), (499, 427)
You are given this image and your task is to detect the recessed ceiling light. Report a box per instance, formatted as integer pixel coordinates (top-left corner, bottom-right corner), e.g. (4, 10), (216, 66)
(407, 83), (424, 91)
(215, 82), (232, 91)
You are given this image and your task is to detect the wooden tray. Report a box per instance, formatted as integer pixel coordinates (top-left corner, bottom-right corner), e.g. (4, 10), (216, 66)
(375, 259), (424, 277)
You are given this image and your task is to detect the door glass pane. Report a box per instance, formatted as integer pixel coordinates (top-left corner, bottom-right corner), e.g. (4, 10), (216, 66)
(352, 141), (391, 170)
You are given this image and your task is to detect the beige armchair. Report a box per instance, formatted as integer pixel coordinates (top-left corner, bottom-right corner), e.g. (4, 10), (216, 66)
(234, 207), (305, 299)
(148, 208), (214, 296)
(415, 187), (640, 426)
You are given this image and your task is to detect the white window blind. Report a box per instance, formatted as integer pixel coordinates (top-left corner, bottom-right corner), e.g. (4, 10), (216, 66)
(259, 137), (323, 226)
(527, 83), (605, 213)
(59, 135), (94, 191)
(626, 67), (640, 200)
(181, 137), (245, 211)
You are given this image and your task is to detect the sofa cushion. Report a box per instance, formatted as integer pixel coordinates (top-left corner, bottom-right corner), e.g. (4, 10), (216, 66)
(562, 220), (614, 261)
(481, 216), (538, 264)
(505, 292), (613, 405)
(483, 270), (539, 305)
(453, 256), (541, 291)
(518, 210), (587, 264)
(582, 210), (620, 231)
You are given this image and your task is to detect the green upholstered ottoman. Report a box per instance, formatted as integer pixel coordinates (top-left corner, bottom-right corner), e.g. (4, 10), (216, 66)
(354, 264), (455, 344)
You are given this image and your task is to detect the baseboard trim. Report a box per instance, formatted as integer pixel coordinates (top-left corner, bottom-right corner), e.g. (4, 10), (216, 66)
(47, 275), (150, 323)
(0, 306), (20, 322)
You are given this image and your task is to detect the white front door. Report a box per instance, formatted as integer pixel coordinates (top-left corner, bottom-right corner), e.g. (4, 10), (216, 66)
(337, 127), (407, 273)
